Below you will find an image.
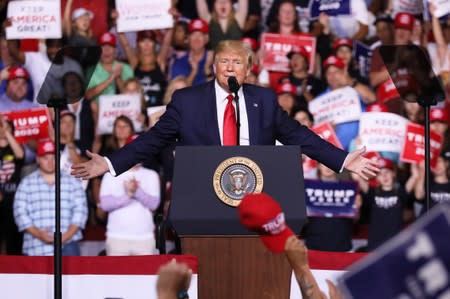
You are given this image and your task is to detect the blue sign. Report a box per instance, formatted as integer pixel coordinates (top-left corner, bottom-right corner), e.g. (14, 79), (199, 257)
(354, 41), (372, 79)
(339, 205), (450, 299)
(304, 180), (358, 218)
(310, 0), (351, 20)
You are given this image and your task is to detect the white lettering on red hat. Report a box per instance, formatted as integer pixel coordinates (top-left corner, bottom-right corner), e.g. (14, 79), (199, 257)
(43, 142), (54, 152)
(103, 34), (112, 42)
(281, 84), (291, 92)
(15, 68), (25, 77)
(192, 20), (202, 29)
(432, 109), (443, 119)
(262, 213), (286, 235)
(399, 14), (411, 25)
(328, 57), (337, 64)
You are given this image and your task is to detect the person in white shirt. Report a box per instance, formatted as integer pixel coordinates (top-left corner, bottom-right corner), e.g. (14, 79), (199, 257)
(99, 135), (161, 255)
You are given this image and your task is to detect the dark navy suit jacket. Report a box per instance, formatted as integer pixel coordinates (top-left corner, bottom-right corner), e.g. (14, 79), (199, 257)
(109, 80), (347, 175)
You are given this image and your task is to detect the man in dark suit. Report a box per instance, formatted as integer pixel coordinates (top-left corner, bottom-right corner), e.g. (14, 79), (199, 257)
(72, 40), (378, 180)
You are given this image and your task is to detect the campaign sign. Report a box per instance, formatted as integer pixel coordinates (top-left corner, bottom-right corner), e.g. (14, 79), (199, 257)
(339, 204), (450, 299)
(354, 41), (372, 78)
(6, 0), (61, 39)
(304, 180), (358, 218)
(377, 79), (401, 103)
(359, 112), (408, 153)
(98, 94), (143, 134)
(393, 0), (423, 16)
(116, 0), (173, 32)
(309, 87), (362, 125)
(400, 122), (443, 168)
(309, 0), (351, 20)
(312, 122), (343, 149)
(260, 33), (316, 73)
(427, 0), (450, 18)
(1, 107), (50, 144)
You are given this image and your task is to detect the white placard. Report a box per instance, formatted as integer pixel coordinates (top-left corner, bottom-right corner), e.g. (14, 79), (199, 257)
(309, 87), (362, 125)
(116, 0), (173, 32)
(98, 94), (143, 134)
(430, 0), (450, 18)
(393, 0), (423, 16)
(359, 112), (408, 153)
(6, 0), (62, 39)
(0, 273), (198, 299)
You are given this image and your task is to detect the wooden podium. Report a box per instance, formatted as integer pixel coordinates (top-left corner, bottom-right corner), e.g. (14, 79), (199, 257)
(181, 236), (292, 298)
(170, 146), (306, 299)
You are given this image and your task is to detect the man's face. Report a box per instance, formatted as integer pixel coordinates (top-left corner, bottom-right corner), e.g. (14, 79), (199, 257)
(394, 28), (412, 45)
(6, 78), (28, 102)
(336, 46), (352, 66)
(46, 40), (63, 62)
(325, 66), (346, 90)
(376, 22), (394, 44)
(38, 154), (56, 174)
(101, 45), (116, 64)
(277, 93), (295, 113)
(60, 115), (75, 138)
(289, 54), (308, 72)
(188, 31), (208, 52)
(214, 50), (249, 92)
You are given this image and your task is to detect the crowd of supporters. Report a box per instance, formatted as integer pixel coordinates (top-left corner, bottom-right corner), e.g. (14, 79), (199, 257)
(0, 0), (448, 256)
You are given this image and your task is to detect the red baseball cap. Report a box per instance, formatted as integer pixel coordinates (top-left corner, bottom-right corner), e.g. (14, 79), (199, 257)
(333, 38), (353, 52)
(287, 46), (309, 62)
(394, 12), (415, 31)
(238, 193), (294, 253)
(430, 108), (449, 123)
(98, 32), (116, 47)
(323, 55), (345, 70)
(188, 19), (209, 34)
(8, 66), (30, 81)
(366, 103), (389, 113)
(377, 157), (394, 170)
(37, 139), (55, 157)
(241, 37), (258, 51)
(275, 82), (296, 96)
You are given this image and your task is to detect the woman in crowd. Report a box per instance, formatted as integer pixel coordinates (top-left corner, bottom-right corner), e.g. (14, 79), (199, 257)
(196, 0), (249, 49)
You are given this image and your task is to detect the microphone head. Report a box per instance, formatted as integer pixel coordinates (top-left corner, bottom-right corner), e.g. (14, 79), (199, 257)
(227, 76), (240, 93)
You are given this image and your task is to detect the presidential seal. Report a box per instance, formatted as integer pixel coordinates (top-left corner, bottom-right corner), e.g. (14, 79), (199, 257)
(213, 157), (263, 207)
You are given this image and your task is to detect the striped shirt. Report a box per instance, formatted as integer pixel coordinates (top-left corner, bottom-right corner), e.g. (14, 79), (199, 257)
(14, 170), (87, 256)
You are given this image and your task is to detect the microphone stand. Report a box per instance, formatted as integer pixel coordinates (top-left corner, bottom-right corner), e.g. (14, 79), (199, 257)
(47, 98), (66, 299)
(234, 92), (240, 145)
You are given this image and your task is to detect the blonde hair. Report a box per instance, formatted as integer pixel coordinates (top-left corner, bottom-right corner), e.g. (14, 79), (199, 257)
(162, 76), (188, 105)
(214, 40), (253, 68)
(123, 78), (146, 110)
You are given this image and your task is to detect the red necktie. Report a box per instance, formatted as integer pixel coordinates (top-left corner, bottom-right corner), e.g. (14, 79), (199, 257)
(223, 94), (237, 146)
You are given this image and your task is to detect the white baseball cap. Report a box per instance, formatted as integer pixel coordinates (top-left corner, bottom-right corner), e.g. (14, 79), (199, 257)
(71, 8), (94, 21)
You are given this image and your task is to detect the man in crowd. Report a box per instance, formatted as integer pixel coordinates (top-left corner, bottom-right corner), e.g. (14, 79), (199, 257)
(72, 40), (378, 181)
(14, 140), (87, 256)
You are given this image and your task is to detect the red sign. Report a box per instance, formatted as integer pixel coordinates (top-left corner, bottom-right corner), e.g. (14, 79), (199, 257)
(312, 122), (343, 149)
(1, 107), (51, 144)
(400, 122), (443, 168)
(260, 33), (316, 73)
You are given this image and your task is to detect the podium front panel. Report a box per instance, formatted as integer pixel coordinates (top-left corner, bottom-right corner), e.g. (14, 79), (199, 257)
(170, 146), (306, 235)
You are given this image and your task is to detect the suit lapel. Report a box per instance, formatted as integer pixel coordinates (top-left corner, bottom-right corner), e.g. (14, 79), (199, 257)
(204, 81), (221, 145)
(243, 85), (260, 145)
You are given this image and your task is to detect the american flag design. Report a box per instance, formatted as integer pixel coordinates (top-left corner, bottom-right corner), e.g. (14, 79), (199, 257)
(0, 155), (16, 184)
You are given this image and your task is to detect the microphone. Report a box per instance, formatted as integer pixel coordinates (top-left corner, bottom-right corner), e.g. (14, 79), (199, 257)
(227, 76), (240, 145)
(227, 76), (240, 93)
